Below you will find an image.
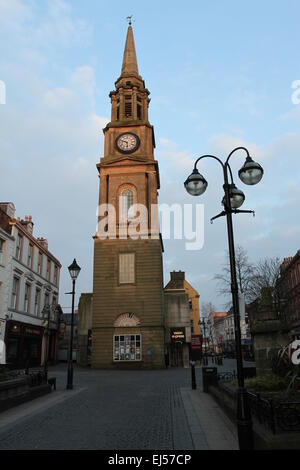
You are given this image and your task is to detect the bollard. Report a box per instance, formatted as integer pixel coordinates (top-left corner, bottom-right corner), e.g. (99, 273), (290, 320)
(190, 361), (197, 389)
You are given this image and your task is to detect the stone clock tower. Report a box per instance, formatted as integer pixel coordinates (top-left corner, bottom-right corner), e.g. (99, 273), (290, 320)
(91, 24), (165, 369)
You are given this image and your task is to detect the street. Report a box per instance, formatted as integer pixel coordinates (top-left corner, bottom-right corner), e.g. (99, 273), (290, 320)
(0, 359), (253, 450)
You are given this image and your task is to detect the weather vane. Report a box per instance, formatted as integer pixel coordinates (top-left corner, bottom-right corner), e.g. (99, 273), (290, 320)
(126, 15), (133, 26)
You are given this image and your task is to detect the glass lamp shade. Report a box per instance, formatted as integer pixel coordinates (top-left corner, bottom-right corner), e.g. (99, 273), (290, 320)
(229, 184), (245, 209)
(238, 156), (263, 185)
(68, 258), (81, 280)
(184, 169), (208, 196)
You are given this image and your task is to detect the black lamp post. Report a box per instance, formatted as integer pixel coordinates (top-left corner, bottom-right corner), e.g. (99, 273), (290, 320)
(199, 318), (209, 366)
(42, 304), (51, 381)
(66, 258), (81, 390)
(184, 147), (263, 450)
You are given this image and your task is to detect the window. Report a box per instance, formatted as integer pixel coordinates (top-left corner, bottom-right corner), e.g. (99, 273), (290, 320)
(24, 283), (31, 313)
(44, 293), (50, 307)
(119, 253), (135, 284)
(0, 238), (4, 264)
(27, 244), (33, 268)
(11, 277), (20, 309)
(54, 265), (58, 286)
(137, 104), (142, 120)
(37, 252), (43, 275)
(46, 258), (51, 281)
(188, 299), (193, 310)
(34, 288), (41, 316)
(124, 95), (132, 117)
(120, 189), (134, 222)
(190, 320), (194, 334)
(114, 335), (141, 361)
(15, 234), (23, 261)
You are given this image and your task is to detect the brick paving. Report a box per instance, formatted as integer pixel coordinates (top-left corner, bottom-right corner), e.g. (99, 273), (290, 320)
(0, 359), (252, 450)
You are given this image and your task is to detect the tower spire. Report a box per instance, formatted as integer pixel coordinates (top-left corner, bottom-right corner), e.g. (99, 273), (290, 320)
(121, 21), (139, 77)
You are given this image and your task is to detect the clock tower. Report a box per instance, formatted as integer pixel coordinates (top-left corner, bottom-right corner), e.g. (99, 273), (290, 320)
(91, 24), (165, 368)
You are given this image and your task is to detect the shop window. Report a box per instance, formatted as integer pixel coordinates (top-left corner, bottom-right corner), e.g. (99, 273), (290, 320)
(114, 334), (141, 361)
(119, 253), (135, 284)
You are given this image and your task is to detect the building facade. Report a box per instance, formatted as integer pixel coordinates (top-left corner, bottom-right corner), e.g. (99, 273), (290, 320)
(164, 272), (192, 367)
(91, 25), (165, 368)
(0, 202), (61, 369)
(277, 252), (300, 339)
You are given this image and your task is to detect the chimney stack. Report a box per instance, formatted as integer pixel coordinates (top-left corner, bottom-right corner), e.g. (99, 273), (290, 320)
(37, 237), (48, 251)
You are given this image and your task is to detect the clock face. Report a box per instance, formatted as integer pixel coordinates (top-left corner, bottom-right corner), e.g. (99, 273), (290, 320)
(116, 133), (140, 153)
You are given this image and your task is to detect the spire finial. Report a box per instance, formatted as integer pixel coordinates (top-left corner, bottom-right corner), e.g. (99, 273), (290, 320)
(126, 15), (133, 26)
(121, 17), (139, 77)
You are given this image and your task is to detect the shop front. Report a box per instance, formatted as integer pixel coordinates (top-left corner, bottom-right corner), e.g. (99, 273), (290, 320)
(5, 320), (44, 369)
(169, 327), (190, 368)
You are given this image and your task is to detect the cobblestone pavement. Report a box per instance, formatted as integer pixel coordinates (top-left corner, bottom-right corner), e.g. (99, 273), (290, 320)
(0, 359), (253, 450)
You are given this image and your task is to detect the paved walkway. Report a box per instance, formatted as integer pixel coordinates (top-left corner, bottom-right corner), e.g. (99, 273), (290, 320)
(0, 361), (242, 450)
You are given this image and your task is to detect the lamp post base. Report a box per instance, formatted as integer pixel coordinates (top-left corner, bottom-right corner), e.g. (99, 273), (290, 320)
(66, 366), (73, 390)
(236, 387), (254, 450)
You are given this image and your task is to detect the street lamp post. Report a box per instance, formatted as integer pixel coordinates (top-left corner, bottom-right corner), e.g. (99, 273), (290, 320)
(42, 304), (51, 381)
(200, 318), (208, 366)
(184, 147), (263, 450)
(66, 259), (81, 390)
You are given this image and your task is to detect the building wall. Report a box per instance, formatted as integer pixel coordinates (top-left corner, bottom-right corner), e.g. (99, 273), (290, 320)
(164, 285), (191, 368)
(184, 280), (200, 335)
(92, 238), (165, 369)
(0, 224), (14, 346)
(0, 204), (61, 368)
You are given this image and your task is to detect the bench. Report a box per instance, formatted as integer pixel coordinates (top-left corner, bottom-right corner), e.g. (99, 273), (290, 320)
(48, 377), (56, 391)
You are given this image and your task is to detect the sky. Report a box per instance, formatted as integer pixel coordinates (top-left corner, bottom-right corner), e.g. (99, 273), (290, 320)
(1, 0), (300, 312)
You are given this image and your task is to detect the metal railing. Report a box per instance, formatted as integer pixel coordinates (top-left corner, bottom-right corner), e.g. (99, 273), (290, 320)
(218, 372), (300, 434)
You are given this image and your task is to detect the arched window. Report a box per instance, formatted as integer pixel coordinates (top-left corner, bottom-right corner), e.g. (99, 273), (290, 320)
(120, 189), (134, 221)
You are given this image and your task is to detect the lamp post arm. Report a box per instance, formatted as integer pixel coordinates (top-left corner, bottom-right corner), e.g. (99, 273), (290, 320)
(194, 154), (224, 171)
(225, 146), (250, 167)
(194, 154), (235, 185)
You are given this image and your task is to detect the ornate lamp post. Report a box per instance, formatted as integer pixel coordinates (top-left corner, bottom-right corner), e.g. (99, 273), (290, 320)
(66, 259), (81, 390)
(184, 147), (263, 450)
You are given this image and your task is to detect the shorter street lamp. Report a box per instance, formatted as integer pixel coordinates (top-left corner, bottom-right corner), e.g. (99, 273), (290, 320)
(66, 259), (81, 390)
(184, 147), (263, 450)
(42, 304), (51, 381)
(199, 318), (209, 366)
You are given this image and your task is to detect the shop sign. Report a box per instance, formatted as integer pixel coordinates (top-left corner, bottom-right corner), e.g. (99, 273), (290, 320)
(171, 328), (185, 342)
(191, 335), (202, 350)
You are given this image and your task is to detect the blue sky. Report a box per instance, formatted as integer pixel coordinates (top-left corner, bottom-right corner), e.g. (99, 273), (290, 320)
(1, 0), (300, 311)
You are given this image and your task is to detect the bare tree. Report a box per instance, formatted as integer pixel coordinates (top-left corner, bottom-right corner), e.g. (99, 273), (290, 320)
(201, 302), (216, 319)
(247, 256), (282, 302)
(214, 245), (255, 305)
